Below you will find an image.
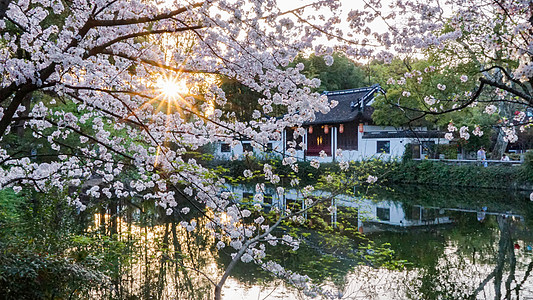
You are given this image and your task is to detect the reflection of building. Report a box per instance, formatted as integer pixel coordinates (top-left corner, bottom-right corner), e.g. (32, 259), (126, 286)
(357, 201), (453, 227)
(227, 185), (454, 227)
(227, 185), (526, 235)
(214, 85), (447, 161)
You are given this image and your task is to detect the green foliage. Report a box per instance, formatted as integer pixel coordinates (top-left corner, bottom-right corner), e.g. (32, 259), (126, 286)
(0, 248), (107, 300)
(216, 156), (397, 192)
(436, 144), (459, 159)
(0, 189), (23, 228)
(402, 143), (414, 162)
(219, 78), (266, 122)
(294, 52), (368, 93)
(369, 57), (498, 142)
(380, 160), (529, 189)
(216, 157), (342, 186)
(0, 188), (135, 299)
(521, 151), (533, 181)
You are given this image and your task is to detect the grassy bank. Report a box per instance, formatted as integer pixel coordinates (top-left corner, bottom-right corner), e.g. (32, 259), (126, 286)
(380, 159), (533, 190)
(213, 154), (533, 190)
(213, 158), (342, 186)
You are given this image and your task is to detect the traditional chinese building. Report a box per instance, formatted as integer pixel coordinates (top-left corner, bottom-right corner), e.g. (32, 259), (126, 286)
(300, 85), (381, 159)
(215, 84), (448, 161)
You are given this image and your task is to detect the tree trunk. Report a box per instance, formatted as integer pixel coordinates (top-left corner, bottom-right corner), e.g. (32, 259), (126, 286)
(0, 0), (11, 19)
(109, 199), (118, 236)
(16, 93), (31, 137)
(491, 127), (508, 160)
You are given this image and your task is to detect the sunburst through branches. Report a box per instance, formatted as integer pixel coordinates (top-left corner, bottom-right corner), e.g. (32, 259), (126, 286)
(156, 76), (189, 101)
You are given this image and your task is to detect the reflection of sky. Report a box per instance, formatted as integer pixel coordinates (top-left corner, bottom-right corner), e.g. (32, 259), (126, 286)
(91, 213), (219, 298)
(223, 279), (302, 300)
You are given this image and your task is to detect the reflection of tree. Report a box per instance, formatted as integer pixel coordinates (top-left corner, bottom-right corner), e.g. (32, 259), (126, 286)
(215, 229), (357, 287)
(398, 213), (533, 300)
(371, 185), (530, 215)
(104, 211), (216, 299)
(470, 216), (533, 299)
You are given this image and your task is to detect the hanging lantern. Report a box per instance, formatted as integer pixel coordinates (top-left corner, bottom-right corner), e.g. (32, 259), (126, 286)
(308, 126), (313, 134)
(359, 123), (364, 133)
(324, 125), (329, 134)
(339, 124), (344, 134)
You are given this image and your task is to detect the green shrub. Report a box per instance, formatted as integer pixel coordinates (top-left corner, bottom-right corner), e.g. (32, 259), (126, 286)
(402, 143), (413, 162)
(382, 160), (528, 188)
(436, 144), (458, 159)
(521, 151), (533, 181)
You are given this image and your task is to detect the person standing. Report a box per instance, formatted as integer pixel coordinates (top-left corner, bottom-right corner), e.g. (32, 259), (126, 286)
(477, 147), (488, 167)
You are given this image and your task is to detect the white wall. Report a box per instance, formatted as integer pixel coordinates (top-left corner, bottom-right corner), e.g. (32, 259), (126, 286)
(212, 125), (448, 162)
(213, 140), (284, 161)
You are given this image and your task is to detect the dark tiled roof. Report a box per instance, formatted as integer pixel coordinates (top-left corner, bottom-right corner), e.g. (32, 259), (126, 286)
(308, 84), (384, 125)
(362, 131), (445, 139)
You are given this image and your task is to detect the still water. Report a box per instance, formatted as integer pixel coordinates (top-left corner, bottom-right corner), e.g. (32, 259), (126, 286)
(101, 186), (533, 299)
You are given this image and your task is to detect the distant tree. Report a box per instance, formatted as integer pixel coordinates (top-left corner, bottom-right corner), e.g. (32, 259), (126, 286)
(294, 53), (367, 93)
(219, 78), (262, 122)
(371, 55), (504, 154)
(360, 1), (533, 158)
(219, 52), (367, 122)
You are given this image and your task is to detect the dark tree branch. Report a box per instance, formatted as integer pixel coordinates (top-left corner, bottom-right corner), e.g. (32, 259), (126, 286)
(86, 26), (204, 57)
(98, 50), (218, 74)
(0, 0), (10, 19)
(480, 77), (533, 103)
(479, 65), (532, 97)
(393, 80), (486, 124)
(91, 2), (204, 27)
(0, 85), (38, 137)
(43, 118), (135, 161)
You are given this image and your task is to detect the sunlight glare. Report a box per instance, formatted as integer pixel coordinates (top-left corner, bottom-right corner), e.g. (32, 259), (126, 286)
(157, 76), (188, 100)
(220, 212), (231, 224)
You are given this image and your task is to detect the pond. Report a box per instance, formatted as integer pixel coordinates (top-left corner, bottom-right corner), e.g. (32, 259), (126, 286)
(81, 185), (533, 299)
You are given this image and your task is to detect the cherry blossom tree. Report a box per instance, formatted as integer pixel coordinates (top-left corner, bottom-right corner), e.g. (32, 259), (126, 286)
(0, 0), (365, 298)
(2, 0), (532, 298)
(356, 0), (533, 158)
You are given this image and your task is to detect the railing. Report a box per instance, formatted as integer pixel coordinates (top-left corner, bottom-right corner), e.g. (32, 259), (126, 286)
(413, 158), (522, 166)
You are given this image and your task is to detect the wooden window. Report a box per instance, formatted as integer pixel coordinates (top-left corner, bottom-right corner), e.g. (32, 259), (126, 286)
(377, 141), (390, 154)
(376, 207), (390, 221)
(220, 143), (230, 152)
(264, 194), (273, 205)
(337, 122), (358, 150)
(243, 142), (253, 152)
(421, 141), (435, 155)
(286, 198), (301, 211)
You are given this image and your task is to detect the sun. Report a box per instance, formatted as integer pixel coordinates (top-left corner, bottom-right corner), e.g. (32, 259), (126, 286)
(156, 76), (188, 100)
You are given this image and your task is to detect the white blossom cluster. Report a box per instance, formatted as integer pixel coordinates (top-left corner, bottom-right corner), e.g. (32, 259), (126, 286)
(502, 126), (519, 143)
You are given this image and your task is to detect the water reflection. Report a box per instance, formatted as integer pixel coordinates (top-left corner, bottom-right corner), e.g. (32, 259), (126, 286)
(370, 214), (533, 299)
(360, 187), (533, 299)
(89, 186), (532, 299)
(87, 209), (217, 299)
